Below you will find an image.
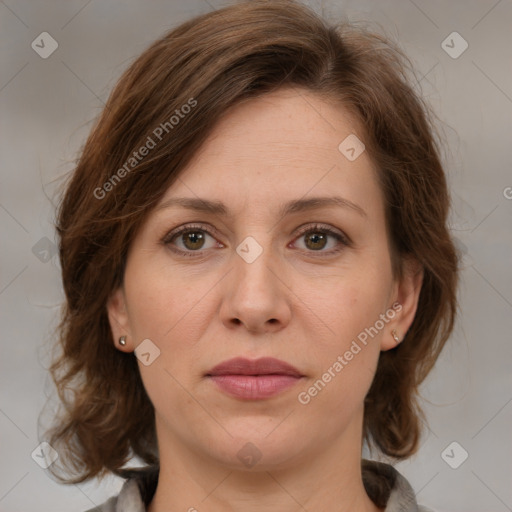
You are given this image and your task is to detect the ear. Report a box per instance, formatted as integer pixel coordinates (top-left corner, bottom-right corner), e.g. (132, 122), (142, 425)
(106, 286), (133, 351)
(380, 257), (424, 351)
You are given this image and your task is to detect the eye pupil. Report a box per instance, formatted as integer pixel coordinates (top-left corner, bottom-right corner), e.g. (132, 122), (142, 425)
(184, 231), (204, 250)
(306, 232), (327, 250)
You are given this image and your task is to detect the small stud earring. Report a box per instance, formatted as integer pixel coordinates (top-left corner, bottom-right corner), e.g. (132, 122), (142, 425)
(119, 335), (127, 346)
(391, 330), (400, 344)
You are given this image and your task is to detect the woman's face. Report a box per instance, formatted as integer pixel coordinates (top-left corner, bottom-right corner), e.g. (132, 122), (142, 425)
(108, 87), (421, 471)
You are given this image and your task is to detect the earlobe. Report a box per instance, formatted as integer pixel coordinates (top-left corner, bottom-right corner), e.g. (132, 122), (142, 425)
(381, 258), (424, 352)
(106, 287), (132, 350)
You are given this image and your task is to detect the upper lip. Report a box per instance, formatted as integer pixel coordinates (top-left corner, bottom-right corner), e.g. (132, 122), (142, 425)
(206, 357), (303, 377)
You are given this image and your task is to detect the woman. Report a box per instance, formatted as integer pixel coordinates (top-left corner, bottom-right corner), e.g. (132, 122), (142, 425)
(42, 1), (458, 511)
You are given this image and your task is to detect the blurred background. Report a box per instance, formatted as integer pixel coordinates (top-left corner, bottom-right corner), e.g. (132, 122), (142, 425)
(0, 1), (511, 511)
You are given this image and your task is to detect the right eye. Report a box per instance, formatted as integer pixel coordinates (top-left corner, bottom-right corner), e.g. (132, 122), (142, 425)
(163, 223), (223, 257)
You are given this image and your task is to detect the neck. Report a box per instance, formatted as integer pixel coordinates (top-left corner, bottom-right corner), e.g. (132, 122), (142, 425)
(147, 411), (382, 512)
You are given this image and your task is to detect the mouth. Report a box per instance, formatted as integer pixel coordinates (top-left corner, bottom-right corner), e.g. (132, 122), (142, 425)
(205, 357), (304, 400)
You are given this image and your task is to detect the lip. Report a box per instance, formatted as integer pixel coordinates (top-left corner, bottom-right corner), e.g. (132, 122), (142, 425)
(207, 357), (303, 377)
(206, 357), (304, 400)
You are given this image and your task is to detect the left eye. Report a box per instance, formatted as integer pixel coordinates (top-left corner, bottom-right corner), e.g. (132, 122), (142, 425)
(292, 226), (347, 253)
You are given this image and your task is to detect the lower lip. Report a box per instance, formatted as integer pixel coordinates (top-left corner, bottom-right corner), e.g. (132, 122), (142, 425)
(208, 375), (302, 400)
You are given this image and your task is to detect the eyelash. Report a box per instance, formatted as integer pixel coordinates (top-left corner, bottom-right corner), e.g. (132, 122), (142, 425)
(162, 222), (351, 258)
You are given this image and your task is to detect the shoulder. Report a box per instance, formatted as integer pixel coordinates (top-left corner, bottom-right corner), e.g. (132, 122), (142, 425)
(83, 494), (117, 512)
(83, 469), (155, 512)
(82, 479), (142, 511)
(362, 459), (437, 512)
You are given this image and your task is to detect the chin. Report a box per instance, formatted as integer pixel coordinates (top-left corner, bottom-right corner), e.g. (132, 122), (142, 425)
(207, 427), (310, 472)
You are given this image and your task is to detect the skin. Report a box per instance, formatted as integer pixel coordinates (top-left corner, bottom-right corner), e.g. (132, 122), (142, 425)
(107, 87), (423, 512)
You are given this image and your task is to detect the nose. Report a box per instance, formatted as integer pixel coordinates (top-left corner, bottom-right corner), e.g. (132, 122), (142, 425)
(219, 245), (292, 334)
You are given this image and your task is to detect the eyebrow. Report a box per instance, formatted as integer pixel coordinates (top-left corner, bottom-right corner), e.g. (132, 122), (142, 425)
(156, 195), (367, 219)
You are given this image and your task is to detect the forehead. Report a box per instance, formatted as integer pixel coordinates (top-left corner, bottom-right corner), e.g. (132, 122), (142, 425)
(155, 87), (382, 221)
(190, 87), (364, 167)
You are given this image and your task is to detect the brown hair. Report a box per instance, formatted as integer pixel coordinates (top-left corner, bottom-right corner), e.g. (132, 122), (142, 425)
(42, 0), (458, 484)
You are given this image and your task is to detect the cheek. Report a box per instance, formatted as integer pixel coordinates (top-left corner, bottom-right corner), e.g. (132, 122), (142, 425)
(299, 268), (390, 345)
(296, 285), (383, 417)
(123, 253), (216, 344)
(295, 268), (389, 393)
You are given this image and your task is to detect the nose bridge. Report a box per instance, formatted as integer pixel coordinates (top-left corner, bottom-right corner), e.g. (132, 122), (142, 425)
(220, 232), (291, 332)
(233, 233), (278, 297)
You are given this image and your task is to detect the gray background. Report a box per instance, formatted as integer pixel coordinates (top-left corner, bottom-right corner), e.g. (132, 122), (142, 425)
(1, 1), (511, 511)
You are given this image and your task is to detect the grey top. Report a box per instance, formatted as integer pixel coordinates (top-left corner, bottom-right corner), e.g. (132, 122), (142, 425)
(85, 460), (434, 512)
